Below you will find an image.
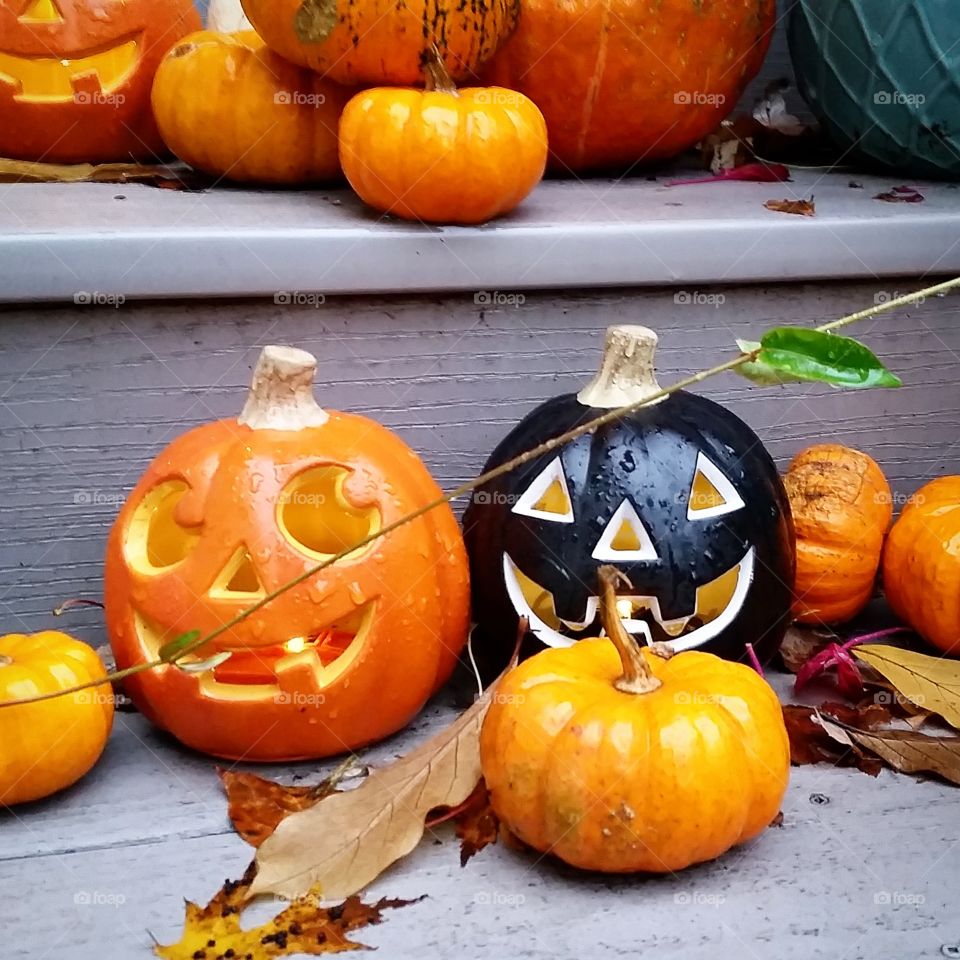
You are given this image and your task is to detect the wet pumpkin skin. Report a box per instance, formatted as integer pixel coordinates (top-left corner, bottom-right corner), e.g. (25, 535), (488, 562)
(151, 31), (353, 185)
(339, 84), (547, 224)
(240, 0), (519, 85)
(483, 0), (774, 173)
(785, 445), (892, 625)
(883, 476), (960, 655)
(481, 570), (789, 873)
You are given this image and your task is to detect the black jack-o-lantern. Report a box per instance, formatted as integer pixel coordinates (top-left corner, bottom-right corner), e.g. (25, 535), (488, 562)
(464, 326), (795, 668)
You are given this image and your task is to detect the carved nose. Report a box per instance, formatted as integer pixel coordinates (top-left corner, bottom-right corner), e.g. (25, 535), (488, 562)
(591, 499), (659, 563)
(209, 545), (265, 599)
(19, 0), (64, 23)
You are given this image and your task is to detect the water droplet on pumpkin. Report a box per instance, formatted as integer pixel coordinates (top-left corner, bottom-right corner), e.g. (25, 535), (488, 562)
(348, 582), (364, 605)
(249, 473), (263, 493)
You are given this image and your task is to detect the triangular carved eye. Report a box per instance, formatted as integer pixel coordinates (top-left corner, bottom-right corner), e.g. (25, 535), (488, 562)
(592, 499), (658, 562)
(18, 0), (64, 22)
(512, 457), (574, 523)
(687, 452), (745, 520)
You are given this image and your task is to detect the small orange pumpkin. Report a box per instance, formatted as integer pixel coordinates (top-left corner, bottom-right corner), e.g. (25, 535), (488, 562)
(480, 566), (789, 873)
(338, 59), (547, 225)
(784, 444), (892, 624)
(151, 30), (352, 185)
(105, 345), (470, 762)
(240, 0), (518, 85)
(883, 476), (960, 654)
(0, 631), (114, 806)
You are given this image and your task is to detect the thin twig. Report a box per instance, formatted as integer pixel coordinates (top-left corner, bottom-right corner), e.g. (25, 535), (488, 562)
(3, 278), (958, 708)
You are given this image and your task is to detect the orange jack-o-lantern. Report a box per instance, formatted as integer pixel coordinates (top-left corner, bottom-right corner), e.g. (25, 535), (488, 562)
(105, 346), (470, 761)
(0, 0), (201, 163)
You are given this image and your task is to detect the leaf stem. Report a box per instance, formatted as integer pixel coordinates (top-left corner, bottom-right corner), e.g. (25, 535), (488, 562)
(3, 278), (957, 709)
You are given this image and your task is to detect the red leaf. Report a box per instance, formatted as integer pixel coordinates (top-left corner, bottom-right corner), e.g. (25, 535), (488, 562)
(666, 163), (790, 186)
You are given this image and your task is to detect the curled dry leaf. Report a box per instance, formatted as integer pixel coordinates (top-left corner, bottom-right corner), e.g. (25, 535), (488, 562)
(873, 185), (924, 203)
(251, 666), (510, 902)
(764, 197), (816, 217)
(816, 713), (960, 785)
(853, 645), (960, 730)
(219, 757), (363, 847)
(782, 702), (891, 775)
(155, 862), (420, 959)
(0, 157), (211, 189)
(452, 781), (499, 866)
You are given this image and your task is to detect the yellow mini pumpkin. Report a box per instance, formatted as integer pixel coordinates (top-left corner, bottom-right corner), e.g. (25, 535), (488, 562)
(481, 566), (789, 873)
(0, 631), (114, 806)
(151, 30), (352, 184)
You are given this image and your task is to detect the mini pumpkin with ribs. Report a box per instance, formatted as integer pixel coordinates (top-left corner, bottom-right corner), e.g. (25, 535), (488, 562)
(481, 566), (790, 873)
(105, 346), (470, 762)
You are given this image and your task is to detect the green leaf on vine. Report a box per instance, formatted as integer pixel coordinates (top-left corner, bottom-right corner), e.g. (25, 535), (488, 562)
(736, 328), (901, 389)
(158, 629), (200, 662)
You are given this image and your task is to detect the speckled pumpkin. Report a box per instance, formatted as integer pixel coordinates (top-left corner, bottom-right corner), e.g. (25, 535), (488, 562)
(785, 444), (892, 624)
(240, 0), (518, 85)
(483, 0), (775, 172)
(151, 30), (352, 184)
(480, 566), (790, 873)
(883, 476), (960, 655)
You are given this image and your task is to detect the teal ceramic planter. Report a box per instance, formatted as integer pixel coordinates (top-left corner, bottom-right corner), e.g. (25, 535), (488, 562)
(789, 0), (960, 178)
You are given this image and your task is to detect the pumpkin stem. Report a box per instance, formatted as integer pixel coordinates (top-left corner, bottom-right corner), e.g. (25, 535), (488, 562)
(598, 565), (662, 695)
(238, 345), (329, 431)
(578, 326), (664, 409)
(423, 44), (458, 96)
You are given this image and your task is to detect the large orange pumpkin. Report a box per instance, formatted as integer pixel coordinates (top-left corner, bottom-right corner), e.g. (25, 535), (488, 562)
(152, 31), (352, 184)
(240, 0), (518, 85)
(481, 566), (789, 873)
(883, 476), (960, 655)
(785, 444), (892, 625)
(104, 345), (470, 761)
(482, 0), (775, 172)
(0, 0), (201, 163)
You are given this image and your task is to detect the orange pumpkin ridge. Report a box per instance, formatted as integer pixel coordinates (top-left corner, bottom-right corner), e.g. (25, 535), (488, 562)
(883, 476), (960, 654)
(480, 566), (790, 873)
(784, 444), (891, 625)
(0, 0), (201, 163)
(105, 345), (470, 761)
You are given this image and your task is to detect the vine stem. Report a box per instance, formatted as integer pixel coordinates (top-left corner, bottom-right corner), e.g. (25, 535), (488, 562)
(3, 277), (958, 709)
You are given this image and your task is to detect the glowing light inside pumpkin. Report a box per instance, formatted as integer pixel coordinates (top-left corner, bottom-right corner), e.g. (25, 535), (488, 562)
(284, 637), (308, 654)
(616, 599), (633, 619)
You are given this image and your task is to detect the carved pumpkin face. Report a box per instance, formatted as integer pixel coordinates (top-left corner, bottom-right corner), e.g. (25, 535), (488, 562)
(464, 326), (795, 669)
(105, 347), (470, 762)
(0, 0), (201, 162)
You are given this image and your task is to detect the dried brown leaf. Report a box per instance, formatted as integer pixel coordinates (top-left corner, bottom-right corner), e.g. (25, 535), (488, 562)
(155, 862), (420, 958)
(452, 781), (499, 866)
(0, 157), (210, 189)
(219, 759), (361, 847)
(764, 197), (815, 217)
(782, 702), (891, 775)
(251, 674), (506, 902)
(816, 714), (960, 785)
(853, 645), (960, 729)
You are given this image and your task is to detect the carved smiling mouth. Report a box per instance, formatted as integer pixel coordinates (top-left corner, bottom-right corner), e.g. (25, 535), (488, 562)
(0, 37), (140, 102)
(503, 548), (755, 653)
(133, 601), (376, 700)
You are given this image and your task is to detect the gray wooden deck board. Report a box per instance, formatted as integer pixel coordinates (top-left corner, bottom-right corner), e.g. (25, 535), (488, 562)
(3, 170), (960, 301)
(1, 673), (957, 960)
